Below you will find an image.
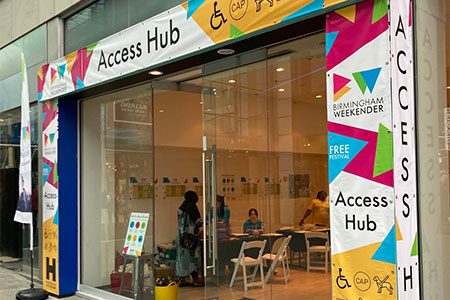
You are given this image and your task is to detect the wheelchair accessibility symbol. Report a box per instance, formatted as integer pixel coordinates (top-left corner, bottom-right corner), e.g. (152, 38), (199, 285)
(336, 268), (352, 289)
(210, 1), (228, 30)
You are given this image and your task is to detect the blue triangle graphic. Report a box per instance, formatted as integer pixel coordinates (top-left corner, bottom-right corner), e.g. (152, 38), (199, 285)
(326, 32), (338, 55)
(76, 77), (85, 89)
(282, 0), (324, 22)
(372, 224), (396, 264)
(328, 132), (367, 183)
(41, 112), (46, 124)
(43, 162), (51, 185)
(53, 208), (59, 225)
(360, 67), (382, 93)
(38, 93), (43, 101)
(57, 64), (66, 78)
(187, 0), (206, 19)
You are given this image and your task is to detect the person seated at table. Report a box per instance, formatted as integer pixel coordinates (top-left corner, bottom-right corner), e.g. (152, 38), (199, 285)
(216, 195), (231, 224)
(243, 208), (263, 234)
(299, 190), (329, 227)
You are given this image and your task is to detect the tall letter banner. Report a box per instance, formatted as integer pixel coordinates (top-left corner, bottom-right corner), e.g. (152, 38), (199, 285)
(390, 0), (420, 299)
(42, 99), (59, 295)
(326, 1), (396, 299)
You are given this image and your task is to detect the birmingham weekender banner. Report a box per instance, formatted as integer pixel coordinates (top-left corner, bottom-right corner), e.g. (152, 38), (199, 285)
(42, 100), (59, 294)
(326, 0), (396, 298)
(37, 0), (352, 101)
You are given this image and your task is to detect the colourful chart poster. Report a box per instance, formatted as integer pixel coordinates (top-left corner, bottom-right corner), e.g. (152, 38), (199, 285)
(123, 212), (150, 257)
(326, 1), (396, 299)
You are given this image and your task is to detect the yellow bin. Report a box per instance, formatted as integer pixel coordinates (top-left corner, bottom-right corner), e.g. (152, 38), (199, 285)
(155, 282), (178, 300)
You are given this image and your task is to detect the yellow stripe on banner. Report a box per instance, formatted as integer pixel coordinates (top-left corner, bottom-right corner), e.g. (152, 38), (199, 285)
(332, 243), (396, 299)
(185, 0), (340, 45)
(43, 217), (59, 295)
(324, 0), (350, 8)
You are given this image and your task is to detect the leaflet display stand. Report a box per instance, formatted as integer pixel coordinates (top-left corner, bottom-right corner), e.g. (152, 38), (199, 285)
(118, 212), (151, 300)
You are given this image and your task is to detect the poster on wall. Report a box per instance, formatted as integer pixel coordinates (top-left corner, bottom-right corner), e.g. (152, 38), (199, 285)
(326, 1), (396, 299)
(123, 212), (150, 257)
(42, 99), (59, 295)
(221, 175), (235, 202)
(390, 0), (420, 298)
(288, 174), (310, 198)
(37, 0), (353, 102)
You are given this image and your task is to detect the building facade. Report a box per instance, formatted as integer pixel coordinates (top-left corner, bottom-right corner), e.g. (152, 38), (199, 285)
(0, 0), (449, 299)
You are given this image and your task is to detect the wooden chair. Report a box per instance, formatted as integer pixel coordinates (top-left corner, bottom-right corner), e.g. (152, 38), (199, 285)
(304, 232), (330, 272)
(229, 240), (267, 290)
(262, 235), (292, 284)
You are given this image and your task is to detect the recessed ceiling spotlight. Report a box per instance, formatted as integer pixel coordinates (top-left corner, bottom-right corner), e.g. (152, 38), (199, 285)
(447, 86), (450, 89)
(276, 67), (285, 72)
(199, 101), (203, 105)
(217, 48), (235, 55)
(159, 109), (164, 113)
(278, 88), (285, 92)
(149, 70), (163, 76)
(228, 79), (236, 84)
(315, 95), (323, 99)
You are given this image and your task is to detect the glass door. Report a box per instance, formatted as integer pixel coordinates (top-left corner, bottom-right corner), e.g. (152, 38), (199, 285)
(201, 60), (272, 299)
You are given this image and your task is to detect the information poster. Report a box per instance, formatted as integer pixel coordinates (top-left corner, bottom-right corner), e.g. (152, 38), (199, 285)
(123, 212), (150, 257)
(326, 1), (396, 299)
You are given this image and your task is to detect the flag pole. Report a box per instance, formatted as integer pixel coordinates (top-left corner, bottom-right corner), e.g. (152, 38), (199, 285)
(15, 53), (48, 300)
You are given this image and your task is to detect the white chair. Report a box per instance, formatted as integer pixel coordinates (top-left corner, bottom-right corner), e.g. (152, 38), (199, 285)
(304, 232), (330, 272)
(262, 235), (292, 284)
(229, 240), (267, 290)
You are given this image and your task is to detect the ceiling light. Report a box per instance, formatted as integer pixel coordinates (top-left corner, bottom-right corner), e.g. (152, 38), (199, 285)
(278, 88), (285, 92)
(276, 67), (285, 72)
(447, 86), (450, 89)
(315, 95), (323, 99)
(159, 109), (164, 113)
(199, 101), (203, 105)
(228, 79), (236, 84)
(217, 48), (235, 55)
(149, 70), (163, 76)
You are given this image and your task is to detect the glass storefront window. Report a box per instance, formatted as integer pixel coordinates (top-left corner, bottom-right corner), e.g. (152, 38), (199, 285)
(81, 84), (154, 298)
(0, 104), (39, 274)
(416, 0), (450, 298)
(65, 0), (185, 54)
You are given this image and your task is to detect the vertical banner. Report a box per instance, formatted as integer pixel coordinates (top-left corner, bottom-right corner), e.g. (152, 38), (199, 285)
(14, 54), (33, 227)
(326, 1), (396, 299)
(42, 99), (59, 294)
(390, 0), (420, 298)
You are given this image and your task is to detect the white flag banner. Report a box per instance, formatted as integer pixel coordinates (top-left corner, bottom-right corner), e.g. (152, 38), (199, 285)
(14, 53), (33, 235)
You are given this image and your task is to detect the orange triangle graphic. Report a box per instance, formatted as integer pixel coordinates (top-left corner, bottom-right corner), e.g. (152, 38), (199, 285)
(336, 5), (356, 23)
(396, 219), (403, 241)
(324, 0), (348, 7)
(334, 86), (351, 102)
(65, 52), (78, 74)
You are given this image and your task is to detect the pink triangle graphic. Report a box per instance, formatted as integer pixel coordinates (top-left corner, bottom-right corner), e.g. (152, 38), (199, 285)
(123, 246), (129, 254)
(333, 74), (351, 94)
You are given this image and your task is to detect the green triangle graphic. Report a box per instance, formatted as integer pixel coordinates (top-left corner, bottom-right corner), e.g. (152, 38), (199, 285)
(373, 123), (393, 177)
(372, 0), (388, 24)
(53, 162), (58, 184)
(87, 42), (98, 56)
(411, 232), (419, 256)
(230, 24), (245, 39)
(352, 72), (367, 94)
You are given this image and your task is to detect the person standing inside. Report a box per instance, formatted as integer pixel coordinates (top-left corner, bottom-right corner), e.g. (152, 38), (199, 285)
(299, 190), (329, 227)
(176, 190), (204, 286)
